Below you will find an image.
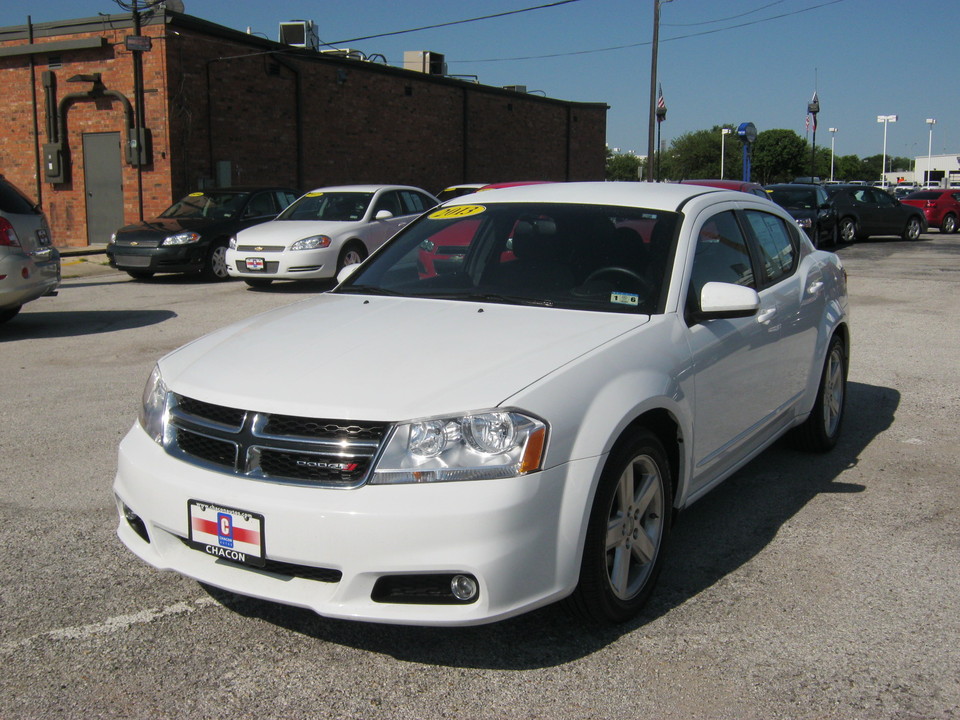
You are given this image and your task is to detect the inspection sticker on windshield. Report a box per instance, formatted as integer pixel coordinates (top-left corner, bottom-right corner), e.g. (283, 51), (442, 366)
(611, 292), (639, 307)
(305, 191), (324, 197)
(428, 205), (485, 220)
(188, 500), (265, 567)
(188, 192), (204, 197)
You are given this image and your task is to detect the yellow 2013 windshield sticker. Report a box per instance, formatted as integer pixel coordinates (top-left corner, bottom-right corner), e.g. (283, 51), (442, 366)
(428, 205), (486, 220)
(188, 192), (204, 197)
(305, 191), (325, 197)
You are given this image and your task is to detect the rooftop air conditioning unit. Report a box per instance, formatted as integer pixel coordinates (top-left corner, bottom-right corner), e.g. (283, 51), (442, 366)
(403, 51), (446, 76)
(503, 85), (528, 93)
(321, 48), (365, 61)
(279, 20), (319, 51)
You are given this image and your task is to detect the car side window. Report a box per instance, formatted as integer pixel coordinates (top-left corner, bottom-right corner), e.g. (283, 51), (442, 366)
(374, 191), (402, 217)
(276, 191), (298, 209)
(244, 192), (278, 217)
(689, 211), (755, 303)
(852, 189), (871, 204)
(398, 191), (432, 216)
(875, 191), (896, 207)
(743, 210), (798, 286)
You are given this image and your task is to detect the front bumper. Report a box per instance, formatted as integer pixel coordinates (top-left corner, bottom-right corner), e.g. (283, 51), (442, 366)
(113, 425), (599, 626)
(226, 247), (334, 280)
(107, 244), (206, 274)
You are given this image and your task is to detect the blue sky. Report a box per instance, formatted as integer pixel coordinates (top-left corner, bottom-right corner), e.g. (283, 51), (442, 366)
(4, 0), (956, 161)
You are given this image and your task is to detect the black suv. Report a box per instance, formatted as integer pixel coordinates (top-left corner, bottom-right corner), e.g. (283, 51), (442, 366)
(107, 187), (299, 280)
(765, 183), (838, 247)
(824, 185), (926, 242)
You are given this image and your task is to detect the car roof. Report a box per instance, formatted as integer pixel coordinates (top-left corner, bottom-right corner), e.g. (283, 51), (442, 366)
(680, 179), (762, 190)
(303, 184), (431, 194)
(446, 180), (771, 214)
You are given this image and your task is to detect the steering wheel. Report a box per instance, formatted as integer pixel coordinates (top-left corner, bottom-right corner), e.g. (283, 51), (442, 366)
(583, 266), (653, 295)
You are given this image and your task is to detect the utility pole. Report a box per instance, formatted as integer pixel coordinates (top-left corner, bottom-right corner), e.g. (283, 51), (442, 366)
(646, 0), (671, 182)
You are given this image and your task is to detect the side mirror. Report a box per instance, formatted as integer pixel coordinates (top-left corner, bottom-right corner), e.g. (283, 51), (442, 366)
(336, 263), (361, 284)
(375, 209), (394, 221)
(694, 281), (760, 321)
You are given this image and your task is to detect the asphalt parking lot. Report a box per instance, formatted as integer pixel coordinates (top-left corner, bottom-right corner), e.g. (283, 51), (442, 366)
(1, 234), (958, 719)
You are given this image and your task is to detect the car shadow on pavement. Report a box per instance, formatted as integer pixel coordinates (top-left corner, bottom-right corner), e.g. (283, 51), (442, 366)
(201, 380), (899, 669)
(0, 308), (176, 340)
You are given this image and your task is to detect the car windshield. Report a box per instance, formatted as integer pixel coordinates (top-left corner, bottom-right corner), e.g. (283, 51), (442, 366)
(277, 192), (373, 221)
(160, 192), (248, 219)
(336, 202), (679, 314)
(767, 187), (818, 209)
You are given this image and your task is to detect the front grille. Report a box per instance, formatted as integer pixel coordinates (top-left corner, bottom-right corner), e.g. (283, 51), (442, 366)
(234, 261), (280, 274)
(236, 245), (285, 252)
(165, 393), (388, 487)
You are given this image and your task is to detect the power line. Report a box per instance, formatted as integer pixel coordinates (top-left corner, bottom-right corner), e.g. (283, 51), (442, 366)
(325, 0), (581, 46)
(661, 0), (789, 27)
(451, 0), (847, 64)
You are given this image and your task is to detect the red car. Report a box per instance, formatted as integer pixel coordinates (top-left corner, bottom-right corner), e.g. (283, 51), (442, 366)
(900, 189), (960, 233)
(679, 178), (770, 199)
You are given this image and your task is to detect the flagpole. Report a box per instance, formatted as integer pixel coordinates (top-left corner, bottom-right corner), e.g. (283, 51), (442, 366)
(808, 91), (820, 180)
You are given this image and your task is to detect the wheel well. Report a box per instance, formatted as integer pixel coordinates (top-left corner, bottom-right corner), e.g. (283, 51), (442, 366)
(613, 409), (682, 503)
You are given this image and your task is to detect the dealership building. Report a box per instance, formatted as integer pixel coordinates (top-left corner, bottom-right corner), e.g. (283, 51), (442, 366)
(0, 9), (607, 247)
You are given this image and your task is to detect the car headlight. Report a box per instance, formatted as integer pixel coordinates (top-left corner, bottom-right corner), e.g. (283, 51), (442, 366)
(796, 218), (813, 228)
(290, 235), (332, 251)
(228, 235), (237, 249)
(370, 410), (547, 484)
(109, 232), (117, 244)
(138, 365), (168, 443)
(162, 231), (202, 246)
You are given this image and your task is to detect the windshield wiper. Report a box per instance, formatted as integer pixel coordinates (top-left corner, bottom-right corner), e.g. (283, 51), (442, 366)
(336, 285), (404, 296)
(435, 292), (555, 308)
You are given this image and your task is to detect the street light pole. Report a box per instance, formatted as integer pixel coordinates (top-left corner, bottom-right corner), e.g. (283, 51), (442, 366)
(720, 127), (731, 179)
(926, 118), (937, 186)
(829, 128), (837, 182)
(877, 114), (897, 187)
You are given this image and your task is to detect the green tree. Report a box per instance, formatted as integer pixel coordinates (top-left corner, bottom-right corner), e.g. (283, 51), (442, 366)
(659, 125), (736, 181)
(606, 150), (643, 181)
(750, 129), (807, 184)
(833, 154), (863, 182)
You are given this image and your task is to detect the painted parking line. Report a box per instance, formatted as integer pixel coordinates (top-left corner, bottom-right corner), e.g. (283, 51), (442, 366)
(0, 597), (218, 654)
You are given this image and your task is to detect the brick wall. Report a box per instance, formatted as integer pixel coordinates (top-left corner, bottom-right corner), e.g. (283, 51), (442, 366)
(0, 13), (606, 247)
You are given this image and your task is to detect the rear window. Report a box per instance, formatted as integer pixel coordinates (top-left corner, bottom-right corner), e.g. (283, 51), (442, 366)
(906, 191), (942, 200)
(0, 178), (40, 215)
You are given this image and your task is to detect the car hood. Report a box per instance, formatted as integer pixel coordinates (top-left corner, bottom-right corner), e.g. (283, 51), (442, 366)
(236, 220), (363, 245)
(159, 294), (648, 420)
(113, 217), (232, 241)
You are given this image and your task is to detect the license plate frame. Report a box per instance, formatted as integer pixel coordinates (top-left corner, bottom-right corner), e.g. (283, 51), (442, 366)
(244, 257), (266, 271)
(187, 500), (266, 567)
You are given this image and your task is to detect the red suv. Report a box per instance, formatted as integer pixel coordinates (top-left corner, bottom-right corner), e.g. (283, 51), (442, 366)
(900, 189), (960, 233)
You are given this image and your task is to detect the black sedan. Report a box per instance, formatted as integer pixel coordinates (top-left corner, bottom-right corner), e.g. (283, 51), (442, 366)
(765, 183), (838, 247)
(107, 187), (299, 280)
(824, 185), (926, 243)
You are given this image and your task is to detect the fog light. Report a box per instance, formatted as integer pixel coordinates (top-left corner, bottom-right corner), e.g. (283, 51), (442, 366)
(450, 574), (478, 601)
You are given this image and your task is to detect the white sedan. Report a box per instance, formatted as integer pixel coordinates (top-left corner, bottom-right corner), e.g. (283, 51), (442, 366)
(114, 182), (849, 626)
(225, 184), (438, 286)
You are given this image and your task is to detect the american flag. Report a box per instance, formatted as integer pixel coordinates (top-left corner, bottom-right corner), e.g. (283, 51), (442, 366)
(657, 84), (666, 123)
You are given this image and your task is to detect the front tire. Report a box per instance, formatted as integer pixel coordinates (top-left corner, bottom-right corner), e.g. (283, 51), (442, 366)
(839, 217), (858, 243)
(336, 241), (367, 274)
(202, 241), (230, 281)
(902, 216), (922, 241)
(790, 333), (847, 452)
(567, 429), (672, 624)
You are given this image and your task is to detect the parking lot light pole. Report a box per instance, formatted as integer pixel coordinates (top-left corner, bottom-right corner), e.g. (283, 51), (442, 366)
(877, 114), (897, 187)
(829, 128), (837, 182)
(926, 118), (936, 186)
(720, 127), (731, 179)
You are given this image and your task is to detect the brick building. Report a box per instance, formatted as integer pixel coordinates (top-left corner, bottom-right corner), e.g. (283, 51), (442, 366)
(0, 9), (608, 248)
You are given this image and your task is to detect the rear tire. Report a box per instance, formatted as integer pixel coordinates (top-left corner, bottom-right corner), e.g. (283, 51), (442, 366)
(567, 429), (672, 624)
(790, 333), (847, 452)
(940, 214), (957, 234)
(902, 216), (922, 241)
